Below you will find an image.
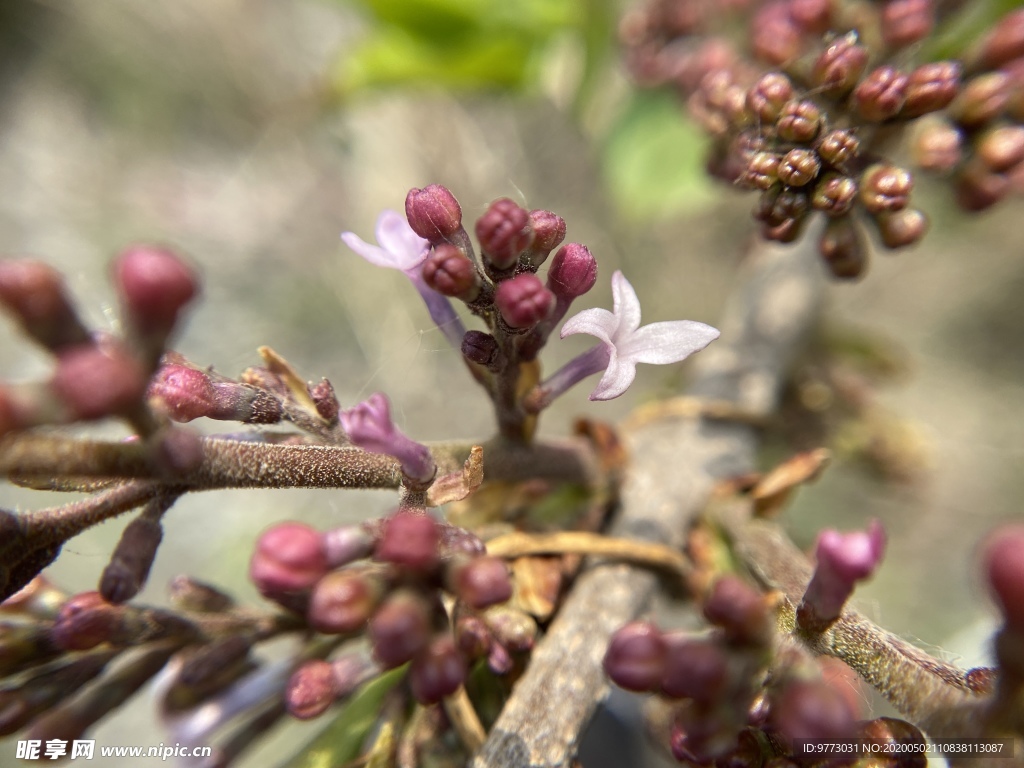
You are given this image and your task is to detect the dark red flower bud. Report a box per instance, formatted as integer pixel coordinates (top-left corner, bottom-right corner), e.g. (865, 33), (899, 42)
(984, 525), (1024, 630)
(405, 185), (463, 242)
(100, 513), (163, 604)
(816, 129), (860, 169)
(702, 575), (771, 646)
(308, 569), (381, 634)
(778, 149), (821, 187)
(286, 660), (338, 720)
(525, 210), (566, 267)
(902, 61), (961, 117)
(603, 621), (667, 692)
(495, 273), (555, 329)
(746, 73), (795, 124)
(309, 379), (339, 423)
(856, 717), (927, 764)
(977, 125), (1024, 173)
(147, 364), (217, 422)
(410, 634), (467, 704)
(369, 590), (432, 668)
(51, 592), (125, 651)
(547, 243), (597, 299)
(854, 66), (909, 121)
(660, 636), (729, 702)
(743, 152), (782, 190)
(859, 164), (913, 213)
(375, 512), (440, 572)
(777, 100), (822, 143)
(811, 173), (858, 216)
(112, 245), (197, 337)
(955, 163), (1011, 211)
(821, 218), (867, 275)
(461, 330), (499, 367)
(950, 72), (1011, 129)
(812, 33), (868, 95)
(751, 2), (801, 66)
(875, 208), (929, 249)
(51, 341), (147, 421)
(423, 244), (480, 301)
(762, 217), (806, 244)
(755, 187), (809, 226)
(0, 260), (89, 351)
(977, 9), (1024, 71)
(249, 522), (328, 602)
(447, 555), (512, 609)
(881, 0), (934, 49)
(911, 118), (963, 173)
(770, 679), (856, 741)
(476, 198), (534, 270)
(789, 0), (831, 34)
(455, 614), (492, 660)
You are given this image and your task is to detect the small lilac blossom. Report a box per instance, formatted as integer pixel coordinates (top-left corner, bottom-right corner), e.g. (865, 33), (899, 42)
(797, 519), (887, 631)
(340, 392), (436, 484)
(527, 271), (719, 409)
(341, 210), (466, 349)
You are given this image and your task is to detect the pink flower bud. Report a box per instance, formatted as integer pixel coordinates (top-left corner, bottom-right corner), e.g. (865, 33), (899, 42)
(602, 621), (667, 692)
(475, 198), (533, 270)
(369, 590), (432, 668)
(405, 185), (463, 242)
(751, 2), (801, 66)
(660, 635), (729, 702)
(446, 555), (512, 609)
(375, 512), (441, 572)
(547, 244), (598, 299)
(112, 245), (198, 336)
(286, 660), (338, 720)
(308, 569), (381, 634)
(854, 66), (909, 122)
(495, 273), (554, 329)
(422, 244), (480, 300)
(409, 634), (467, 704)
(525, 209), (566, 266)
(812, 33), (868, 95)
(984, 524), (1024, 630)
(51, 592), (125, 651)
(978, 9), (1024, 70)
(702, 575), (771, 646)
(0, 259), (88, 351)
(881, 0), (934, 49)
(249, 523), (328, 602)
(148, 364), (217, 422)
(51, 341), (147, 421)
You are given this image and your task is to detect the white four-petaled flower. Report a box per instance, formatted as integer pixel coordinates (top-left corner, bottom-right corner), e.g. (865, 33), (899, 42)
(560, 270), (720, 400)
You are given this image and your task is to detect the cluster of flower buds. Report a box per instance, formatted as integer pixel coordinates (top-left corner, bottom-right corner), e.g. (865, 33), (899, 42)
(621, 0), (1024, 278)
(603, 574), (926, 765)
(250, 510), (516, 713)
(345, 186), (718, 438)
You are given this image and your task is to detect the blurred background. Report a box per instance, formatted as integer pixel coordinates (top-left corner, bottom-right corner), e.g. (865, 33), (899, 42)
(0, 0), (1022, 764)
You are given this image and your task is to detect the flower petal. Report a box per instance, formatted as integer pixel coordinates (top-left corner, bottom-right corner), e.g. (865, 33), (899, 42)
(375, 210), (429, 270)
(340, 231), (400, 269)
(610, 271), (642, 337)
(589, 351), (636, 401)
(560, 307), (618, 346)
(620, 320), (720, 365)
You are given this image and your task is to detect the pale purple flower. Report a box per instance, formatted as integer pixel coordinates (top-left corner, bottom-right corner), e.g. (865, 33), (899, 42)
(527, 271), (719, 408)
(797, 519), (887, 632)
(340, 392), (436, 483)
(341, 210), (466, 348)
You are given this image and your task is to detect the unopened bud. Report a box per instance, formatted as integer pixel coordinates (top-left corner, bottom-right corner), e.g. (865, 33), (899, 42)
(743, 152), (782, 190)
(815, 219), (864, 280)
(369, 590), (432, 668)
(875, 208), (929, 249)
(375, 512), (441, 572)
(811, 173), (858, 216)
(0, 260), (89, 351)
(322, 525), (375, 568)
(249, 522), (328, 604)
(977, 9), (1024, 70)
(751, 2), (801, 66)
(148, 365), (217, 422)
(495, 273), (555, 329)
(771, 679), (856, 742)
(902, 61), (961, 117)
(881, 0), (934, 49)
(309, 379), (339, 423)
(812, 33), (868, 95)
(525, 210), (566, 267)
(746, 73), (794, 124)
(461, 330), (499, 368)
(446, 555), (512, 609)
(955, 163), (1011, 211)
(977, 125), (1024, 173)
(755, 187), (809, 226)
(790, 0), (831, 34)
(476, 198), (534, 270)
(286, 660), (339, 720)
(854, 66), (909, 121)
(762, 217), (806, 244)
(409, 634), (466, 704)
(859, 164), (913, 213)
(603, 621), (667, 693)
(547, 244), (597, 299)
(661, 636), (729, 702)
(950, 72), (1011, 129)
(100, 512), (164, 604)
(405, 185), (463, 242)
(112, 245), (198, 337)
(984, 525), (1024, 630)
(484, 604), (537, 652)
(911, 118), (963, 173)
(51, 341), (147, 421)
(308, 569), (381, 634)
(777, 100), (822, 143)
(423, 244), (480, 301)
(778, 149), (821, 187)
(51, 592), (126, 651)
(703, 575), (771, 646)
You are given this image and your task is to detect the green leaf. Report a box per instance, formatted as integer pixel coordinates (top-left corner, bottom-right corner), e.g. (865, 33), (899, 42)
(602, 92), (715, 221)
(279, 666), (406, 768)
(924, 0), (1024, 60)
